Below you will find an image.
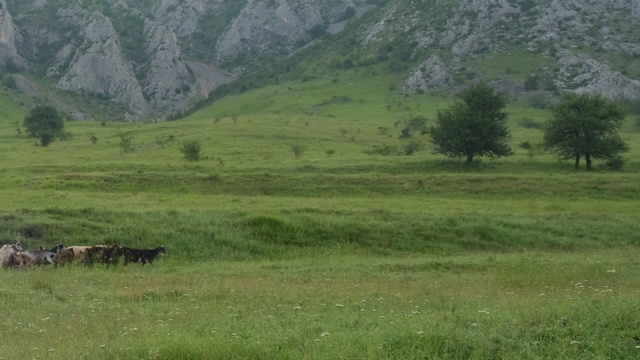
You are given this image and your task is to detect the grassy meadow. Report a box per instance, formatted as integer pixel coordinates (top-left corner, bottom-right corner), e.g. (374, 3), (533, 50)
(1, 76), (640, 358)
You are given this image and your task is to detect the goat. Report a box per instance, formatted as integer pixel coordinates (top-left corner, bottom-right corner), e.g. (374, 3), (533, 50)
(86, 244), (121, 266)
(22, 243), (64, 266)
(85, 245), (107, 266)
(101, 244), (122, 266)
(9, 251), (35, 268)
(66, 246), (92, 265)
(53, 247), (75, 267)
(122, 246), (166, 266)
(0, 241), (24, 268)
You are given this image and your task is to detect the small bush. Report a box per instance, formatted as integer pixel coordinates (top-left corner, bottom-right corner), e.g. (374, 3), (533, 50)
(365, 144), (398, 156)
(527, 93), (549, 109)
(519, 141), (533, 151)
(518, 117), (543, 129)
(403, 141), (422, 156)
(118, 132), (134, 153)
(180, 140), (202, 161)
(604, 156), (625, 171)
(291, 144), (306, 158)
(524, 75), (540, 91)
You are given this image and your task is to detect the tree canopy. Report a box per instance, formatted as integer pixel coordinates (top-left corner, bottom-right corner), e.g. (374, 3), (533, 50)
(23, 105), (65, 146)
(428, 83), (513, 163)
(543, 93), (628, 170)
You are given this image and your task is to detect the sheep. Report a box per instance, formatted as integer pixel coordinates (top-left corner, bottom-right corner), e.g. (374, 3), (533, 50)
(122, 246), (166, 266)
(0, 241), (24, 268)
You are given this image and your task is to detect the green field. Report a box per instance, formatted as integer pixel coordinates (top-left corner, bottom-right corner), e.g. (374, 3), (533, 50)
(1, 81), (640, 359)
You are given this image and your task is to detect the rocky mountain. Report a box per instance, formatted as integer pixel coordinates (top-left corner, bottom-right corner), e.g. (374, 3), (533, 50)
(396, 0), (640, 100)
(0, 0), (638, 120)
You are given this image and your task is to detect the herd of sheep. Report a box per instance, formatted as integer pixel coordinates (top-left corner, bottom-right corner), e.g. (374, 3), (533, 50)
(0, 241), (166, 268)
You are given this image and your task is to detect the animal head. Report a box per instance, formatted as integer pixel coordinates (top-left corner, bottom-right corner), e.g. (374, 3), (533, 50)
(158, 246), (166, 254)
(51, 243), (64, 253)
(12, 241), (24, 252)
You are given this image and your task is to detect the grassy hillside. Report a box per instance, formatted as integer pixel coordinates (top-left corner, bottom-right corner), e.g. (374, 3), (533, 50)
(1, 78), (640, 358)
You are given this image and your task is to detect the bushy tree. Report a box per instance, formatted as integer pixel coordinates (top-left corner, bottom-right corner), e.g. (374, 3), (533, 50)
(399, 116), (427, 138)
(23, 105), (65, 146)
(428, 83), (513, 163)
(180, 140), (202, 161)
(543, 93), (628, 170)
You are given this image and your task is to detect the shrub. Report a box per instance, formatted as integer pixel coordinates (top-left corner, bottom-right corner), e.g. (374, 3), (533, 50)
(403, 141), (422, 156)
(518, 117), (543, 129)
(291, 144), (306, 158)
(527, 93), (549, 109)
(180, 140), (202, 161)
(118, 132), (134, 153)
(604, 156), (626, 171)
(524, 75), (540, 91)
(365, 144), (398, 156)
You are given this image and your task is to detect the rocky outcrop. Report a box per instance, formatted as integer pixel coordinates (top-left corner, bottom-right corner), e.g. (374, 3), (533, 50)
(396, 0), (640, 101)
(53, 7), (150, 120)
(402, 55), (452, 92)
(151, 0), (208, 37)
(557, 49), (640, 100)
(139, 20), (194, 114)
(214, 0), (354, 65)
(0, 0), (27, 68)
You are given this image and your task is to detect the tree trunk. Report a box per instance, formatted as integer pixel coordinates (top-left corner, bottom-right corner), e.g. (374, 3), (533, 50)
(466, 155), (474, 163)
(586, 154), (592, 170)
(574, 154), (580, 170)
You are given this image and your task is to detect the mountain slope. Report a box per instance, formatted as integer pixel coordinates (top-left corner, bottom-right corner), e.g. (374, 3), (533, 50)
(0, 0), (638, 121)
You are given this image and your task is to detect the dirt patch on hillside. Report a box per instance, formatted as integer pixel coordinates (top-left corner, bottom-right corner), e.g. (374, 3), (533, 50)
(185, 61), (235, 98)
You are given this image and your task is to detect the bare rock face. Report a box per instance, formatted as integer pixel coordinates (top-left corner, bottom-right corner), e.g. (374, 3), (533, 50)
(0, 0), (27, 68)
(140, 20), (194, 114)
(398, 0), (640, 101)
(54, 7), (150, 120)
(402, 55), (452, 92)
(557, 49), (640, 100)
(152, 0), (209, 37)
(214, 0), (354, 65)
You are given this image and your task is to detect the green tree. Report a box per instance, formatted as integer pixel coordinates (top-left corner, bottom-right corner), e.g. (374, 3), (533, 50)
(428, 83), (513, 163)
(23, 105), (65, 146)
(543, 93), (628, 170)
